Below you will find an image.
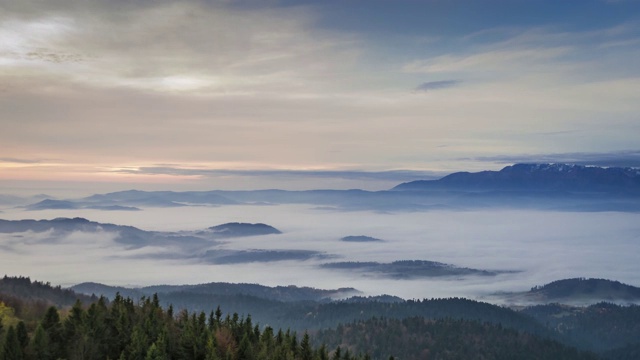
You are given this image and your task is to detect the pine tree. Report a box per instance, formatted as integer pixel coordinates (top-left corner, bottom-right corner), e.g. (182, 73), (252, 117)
(15, 322), (28, 351)
(205, 332), (219, 360)
(40, 306), (64, 360)
(145, 343), (169, 360)
(316, 344), (329, 360)
(64, 300), (89, 360)
(2, 326), (24, 360)
(128, 325), (150, 360)
(299, 333), (313, 360)
(237, 333), (254, 360)
(331, 347), (341, 360)
(29, 324), (51, 360)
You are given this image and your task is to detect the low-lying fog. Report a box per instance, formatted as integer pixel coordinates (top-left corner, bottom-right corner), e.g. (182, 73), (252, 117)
(1, 204), (639, 301)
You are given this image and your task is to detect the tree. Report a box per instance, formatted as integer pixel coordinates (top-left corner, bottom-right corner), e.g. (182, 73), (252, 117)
(332, 347), (341, 360)
(15, 321), (29, 352)
(29, 324), (51, 360)
(2, 326), (24, 360)
(237, 333), (254, 360)
(40, 307), (64, 360)
(145, 343), (169, 360)
(205, 333), (219, 360)
(299, 333), (313, 360)
(64, 300), (90, 360)
(127, 325), (150, 360)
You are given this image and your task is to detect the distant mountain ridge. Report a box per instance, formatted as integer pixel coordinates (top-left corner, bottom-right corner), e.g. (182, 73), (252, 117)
(487, 278), (640, 306)
(204, 222), (281, 237)
(340, 235), (384, 242)
(393, 163), (640, 193)
(71, 281), (359, 303)
(16, 163), (640, 212)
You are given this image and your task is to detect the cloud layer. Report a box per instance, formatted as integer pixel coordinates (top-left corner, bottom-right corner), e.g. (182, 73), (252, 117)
(1, 0), (639, 191)
(1, 204), (639, 300)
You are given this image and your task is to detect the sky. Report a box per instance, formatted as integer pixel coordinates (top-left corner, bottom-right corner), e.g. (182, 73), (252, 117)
(2, 0), (640, 193)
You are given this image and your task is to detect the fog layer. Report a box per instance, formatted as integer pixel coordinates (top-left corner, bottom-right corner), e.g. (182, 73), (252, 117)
(1, 204), (638, 300)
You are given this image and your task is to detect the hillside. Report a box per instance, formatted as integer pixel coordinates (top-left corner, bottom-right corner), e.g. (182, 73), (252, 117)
(314, 317), (598, 360)
(0, 276), (97, 326)
(0, 276), (96, 308)
(320, 260), (509, 279)
(0, 285), (353, 360)
(5, 275), (640, 358)
(522, 302), (640, 353)
(340, 235), (384, 242)
(203, 222), (282, 238)
(71, 281), (358, 303)
(490, 278), (640, 305)
(393, 163), (640, 194)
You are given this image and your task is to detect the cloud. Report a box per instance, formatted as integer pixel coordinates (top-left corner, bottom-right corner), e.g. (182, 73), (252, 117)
(2, 204), (640, 299)
(105, 167), (446, 182)
(0, 157), (43, 164)
(1, 1), (640, 189)
(468, 150), (640, 168)
(414, 80), (460, 92)
(0, 0), (360, 95)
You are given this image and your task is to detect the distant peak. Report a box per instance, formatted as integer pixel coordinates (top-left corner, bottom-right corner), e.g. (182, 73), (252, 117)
(52, 217), (91, 222)
(393, 162), (640, 192)
(206, 222), (282, 237)
(505, 163), (583, 172)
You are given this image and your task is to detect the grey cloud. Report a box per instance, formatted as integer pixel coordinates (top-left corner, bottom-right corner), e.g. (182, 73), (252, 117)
(414, 80), (460, 92)
(0, 0), (358, 95)
(469, 150), (640, 168)
(109, 167), (445, 182)
(25, 49), (84, 63)
(0, 157), (43, 164)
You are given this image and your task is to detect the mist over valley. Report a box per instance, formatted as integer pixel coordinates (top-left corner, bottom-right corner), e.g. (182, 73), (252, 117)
(2, 164), (639, 305)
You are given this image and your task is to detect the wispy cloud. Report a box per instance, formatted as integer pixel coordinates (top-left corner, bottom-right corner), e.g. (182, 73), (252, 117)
(414, 80), (460, 92)
(106, 167), (446, 182)
(1, 1), (640, 190)
(0, 1), (359, 95)
(0, 157), (43, 164)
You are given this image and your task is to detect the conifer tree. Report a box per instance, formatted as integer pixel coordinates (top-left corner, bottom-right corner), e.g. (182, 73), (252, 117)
(40, 307), (64, 360)
(331, 347), (341, 360)
(29, 324), (51, 360)
(299, 332), (313, 360)
(2, 326), (24, 360)
(15, 322), (28, 352)
(205, 332), (219, 360)
(145, 343), (169, 360)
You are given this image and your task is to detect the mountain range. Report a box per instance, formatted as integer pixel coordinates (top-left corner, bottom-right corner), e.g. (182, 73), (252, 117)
(10, 163), (639, 213)
(393, 163), (640, 193)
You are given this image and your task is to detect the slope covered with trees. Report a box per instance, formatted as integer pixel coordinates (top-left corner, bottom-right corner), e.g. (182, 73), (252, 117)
(0, 294), (368, 360)
(314, 317), (598, 360)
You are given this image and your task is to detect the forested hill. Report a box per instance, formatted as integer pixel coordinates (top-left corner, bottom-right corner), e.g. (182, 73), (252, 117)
(0, 282), (601, 360)
(0, 276), (96, 315)
(531, 278), (640, 300)
(0, 293), (368, 360)
(314, 317), (598, 360)
(489, 278), (640, 305)
(4, 276), (640, 358)
(71, 281), (359, 303)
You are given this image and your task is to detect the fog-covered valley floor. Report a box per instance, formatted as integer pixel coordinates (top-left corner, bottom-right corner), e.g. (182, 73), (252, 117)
(1, 204), (639, 302)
